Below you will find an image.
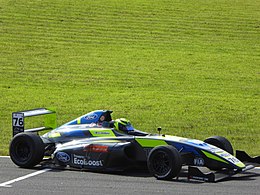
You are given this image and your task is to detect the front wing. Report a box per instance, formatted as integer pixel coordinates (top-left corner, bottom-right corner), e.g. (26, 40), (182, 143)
(187, 150), (259, 182)
(187, 164), (255, 182)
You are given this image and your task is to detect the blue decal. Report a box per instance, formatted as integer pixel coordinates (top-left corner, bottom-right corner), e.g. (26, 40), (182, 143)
(56, 152), (70, 163)
(60, 110), (107, 127)
(169, 142), (200, 155)
(186, 139), (206, 146)
(63, 130), (86, 137)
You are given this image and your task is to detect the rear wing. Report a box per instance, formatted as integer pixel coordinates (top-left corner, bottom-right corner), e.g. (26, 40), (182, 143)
(12, 108), (57, 137)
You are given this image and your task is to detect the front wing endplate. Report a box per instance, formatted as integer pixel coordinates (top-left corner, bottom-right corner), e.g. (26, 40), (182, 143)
(187, 165), (255, 182)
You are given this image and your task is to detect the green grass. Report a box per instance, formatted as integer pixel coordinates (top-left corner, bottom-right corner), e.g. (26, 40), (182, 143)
(0, 0), (259, 155)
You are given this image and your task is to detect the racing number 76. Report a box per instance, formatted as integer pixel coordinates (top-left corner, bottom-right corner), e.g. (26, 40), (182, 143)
(13, 117), (24, 127)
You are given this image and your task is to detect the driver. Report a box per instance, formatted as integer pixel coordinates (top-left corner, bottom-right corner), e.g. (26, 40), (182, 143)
(109, 118), (135, 134)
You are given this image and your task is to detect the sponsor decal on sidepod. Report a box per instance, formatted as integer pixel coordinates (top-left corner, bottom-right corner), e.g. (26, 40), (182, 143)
(56, 152), (70, 163)
(73, 154), (103, 167)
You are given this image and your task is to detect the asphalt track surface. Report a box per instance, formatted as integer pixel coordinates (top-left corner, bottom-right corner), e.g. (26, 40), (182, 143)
(0, 157), (259, 195)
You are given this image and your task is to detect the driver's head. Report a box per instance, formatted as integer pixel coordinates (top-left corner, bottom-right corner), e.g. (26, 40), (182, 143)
(112, 118), (134, 134)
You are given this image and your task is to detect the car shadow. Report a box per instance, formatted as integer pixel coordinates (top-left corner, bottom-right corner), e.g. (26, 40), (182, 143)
(26, 164), (260, 184)
(218, 171), (260, 182)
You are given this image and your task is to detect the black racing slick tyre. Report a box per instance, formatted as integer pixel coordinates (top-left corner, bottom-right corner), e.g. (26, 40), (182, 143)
(9, 133), (45, 168)
(147, 145), (182, 180)
(204, 136), (234, 155)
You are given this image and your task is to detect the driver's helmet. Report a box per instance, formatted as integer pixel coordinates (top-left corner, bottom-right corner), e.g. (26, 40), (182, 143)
(112, 118), (134, 134)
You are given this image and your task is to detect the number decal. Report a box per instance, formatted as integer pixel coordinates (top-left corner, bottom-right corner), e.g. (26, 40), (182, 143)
(228, 157), (239, 164)
(12, 113), (24, 127)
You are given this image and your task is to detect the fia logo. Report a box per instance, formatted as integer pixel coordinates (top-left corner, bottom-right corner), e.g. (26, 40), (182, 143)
(194, 157), (205, 166)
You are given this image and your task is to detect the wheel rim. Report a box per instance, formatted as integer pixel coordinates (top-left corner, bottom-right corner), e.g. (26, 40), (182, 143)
(151, 151), (171, 176)
(14, 141), (31, 162)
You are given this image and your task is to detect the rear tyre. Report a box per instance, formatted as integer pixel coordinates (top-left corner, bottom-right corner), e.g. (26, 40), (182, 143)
(9, 133), (45, 168)
(147, 145), (182, 180)
(204, 136), (234, 155)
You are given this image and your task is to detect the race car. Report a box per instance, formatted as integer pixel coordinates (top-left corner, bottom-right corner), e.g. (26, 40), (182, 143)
(9, 108), (260, 182)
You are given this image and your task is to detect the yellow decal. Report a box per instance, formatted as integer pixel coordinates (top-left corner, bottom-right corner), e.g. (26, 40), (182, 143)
(89, 129), (116, 137)
(48, 132), (61, 138)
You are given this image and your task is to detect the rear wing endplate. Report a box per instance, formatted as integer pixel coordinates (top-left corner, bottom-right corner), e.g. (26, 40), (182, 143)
(12, 108), (57, 137)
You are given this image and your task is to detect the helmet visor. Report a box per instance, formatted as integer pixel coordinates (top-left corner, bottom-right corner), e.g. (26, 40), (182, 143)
(118, 122), (134, 132)
(125, 123), (134, 131)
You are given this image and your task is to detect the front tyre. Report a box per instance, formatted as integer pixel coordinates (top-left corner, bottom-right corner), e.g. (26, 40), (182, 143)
(147, 145), (182, 180)
(204, 136), (234, 155)
(9, 133), (45, 168)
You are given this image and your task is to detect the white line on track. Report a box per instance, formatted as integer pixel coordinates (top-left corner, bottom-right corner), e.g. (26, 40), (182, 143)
(0, 168), (51, 188)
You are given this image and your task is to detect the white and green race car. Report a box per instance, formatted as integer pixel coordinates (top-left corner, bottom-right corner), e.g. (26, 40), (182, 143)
(10, 108), (260, 182)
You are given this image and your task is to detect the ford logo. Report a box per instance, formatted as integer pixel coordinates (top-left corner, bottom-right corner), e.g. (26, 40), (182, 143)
(85, 114), (98, 120)
(56, 152), (70, 163)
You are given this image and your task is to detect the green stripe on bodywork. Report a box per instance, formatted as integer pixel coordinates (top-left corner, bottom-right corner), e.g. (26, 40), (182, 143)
(135, 138), (168, 147)
(236, 161), (245, 168)
(202, 150), (229, 164)
(89, 129), (116, 137)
